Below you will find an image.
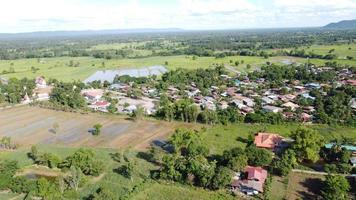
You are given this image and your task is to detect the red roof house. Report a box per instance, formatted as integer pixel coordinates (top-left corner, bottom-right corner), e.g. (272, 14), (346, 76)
(234, 166), (268, 194)
(254, 132), (284, 150)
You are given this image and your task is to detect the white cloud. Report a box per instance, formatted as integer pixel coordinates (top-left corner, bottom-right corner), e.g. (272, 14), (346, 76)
(0, 0), (355, 32)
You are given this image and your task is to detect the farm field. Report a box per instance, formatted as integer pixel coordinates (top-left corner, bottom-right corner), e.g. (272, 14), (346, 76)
(0, 106), (196, 150)
(2, 54), (354, 82)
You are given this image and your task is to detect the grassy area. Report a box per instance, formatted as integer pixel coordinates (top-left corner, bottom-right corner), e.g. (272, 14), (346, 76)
(3, 54), (354, 82)
(130, 182), (235, 200)
(0, 145), (235, 200)
(270, 176), (288, 200)
(305, 43), (356, 58)
(202, 123), (356, 155)
(0, 55), (263, 81)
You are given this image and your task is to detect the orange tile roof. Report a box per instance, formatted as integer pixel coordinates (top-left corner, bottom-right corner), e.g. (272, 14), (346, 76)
(254, 132), (283, 149)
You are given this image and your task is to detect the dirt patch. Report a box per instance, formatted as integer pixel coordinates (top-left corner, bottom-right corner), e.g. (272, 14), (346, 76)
(0, 106), (193, 150)
(285, 172), (325, 200)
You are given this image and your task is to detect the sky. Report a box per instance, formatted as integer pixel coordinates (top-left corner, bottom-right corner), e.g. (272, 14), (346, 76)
(1, 0), (356, 33)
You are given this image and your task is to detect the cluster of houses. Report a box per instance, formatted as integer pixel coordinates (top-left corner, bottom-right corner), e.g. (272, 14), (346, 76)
(81, 89), (111, 112)
(164, 68), (356, 122)
(21, 76), (53, 104)
(82, 82), (158, 114)
(79, 66), (356, 121)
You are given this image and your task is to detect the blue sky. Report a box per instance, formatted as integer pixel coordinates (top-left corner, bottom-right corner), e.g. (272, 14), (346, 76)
(1, 0), (356, 33)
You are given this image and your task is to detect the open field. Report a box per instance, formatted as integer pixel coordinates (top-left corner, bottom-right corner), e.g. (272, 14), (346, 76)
(306, 43), (356, 58)
(2, 54), (354, 82)
(203, 123), (356, 154)
(0, 55), (265, 81)
(0, 106), (196, 150)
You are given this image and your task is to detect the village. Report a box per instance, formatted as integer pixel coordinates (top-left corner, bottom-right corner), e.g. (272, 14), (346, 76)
(3, 64), (355, 198)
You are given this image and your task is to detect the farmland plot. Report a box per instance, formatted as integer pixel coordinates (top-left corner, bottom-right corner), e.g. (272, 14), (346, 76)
(0, 106), (189, 150)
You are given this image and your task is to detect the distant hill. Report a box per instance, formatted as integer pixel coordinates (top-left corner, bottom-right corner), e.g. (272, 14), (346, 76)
(324, 19), (356, 29)
(0, 28), (185, 39)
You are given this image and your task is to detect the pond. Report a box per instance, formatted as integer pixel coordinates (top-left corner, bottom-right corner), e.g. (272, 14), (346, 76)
(84, 65), (168, 83)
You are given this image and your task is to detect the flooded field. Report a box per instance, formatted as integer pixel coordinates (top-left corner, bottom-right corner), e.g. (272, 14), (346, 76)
(84, 65), (168, 83)
(0, 106), (191, 150)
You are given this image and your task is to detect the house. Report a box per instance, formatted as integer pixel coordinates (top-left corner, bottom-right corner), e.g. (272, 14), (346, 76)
(82, 89), (104, 102)
(294, 86), (306, 93)
(351, 98), (356, 109)
(238, 166), (268, 194)
(241, 106), (254, 114)
(282, 102), (300, 111)
(262, 97), (274, 104)
(33, 86), (53, 101)
(325, 143), (356, 156)
(346, 80), (356, 86)
(300, 113), (312, 122)
(243, 98), (255, 107)
(350, 157), (356, 167)
(110, 83), (129, 91)
(218, 101), (229, 110)
(35, 76), (47, 88)
(254, 132), (284, 150)
(301, 93), (315, 100)
(262, 105), (283, 113)
(124, 105), (137, 113)
(305, 83), (321, 89)
(34, 93), (50, 101)
(88, 101), (111, 112)
(231, 99), (245, 109)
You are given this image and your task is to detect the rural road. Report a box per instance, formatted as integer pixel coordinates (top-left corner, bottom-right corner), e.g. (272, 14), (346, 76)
(292, 169), (354, 177)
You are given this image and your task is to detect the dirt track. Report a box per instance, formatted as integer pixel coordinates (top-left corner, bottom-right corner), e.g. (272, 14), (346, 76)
(0, 106), (193, 150)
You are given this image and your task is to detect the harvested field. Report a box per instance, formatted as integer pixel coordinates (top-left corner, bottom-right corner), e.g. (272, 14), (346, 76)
(0, 106), (194, 150)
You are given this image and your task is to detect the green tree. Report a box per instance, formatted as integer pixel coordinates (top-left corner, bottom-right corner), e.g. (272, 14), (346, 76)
(92, 124), (103, 136)
(272, 149), (298, 176)
(321, 175), (350, 200)
(245, 145), (273, 166)
(59, 149), (104, 176)
(291, 128), (324, 163)
(210, 167), (232, 190)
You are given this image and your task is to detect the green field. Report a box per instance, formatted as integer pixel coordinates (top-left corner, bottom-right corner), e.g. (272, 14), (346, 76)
(305, 43), (356, 58)
(3, 54), (355, 82)
(0, 55), (267, 81)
